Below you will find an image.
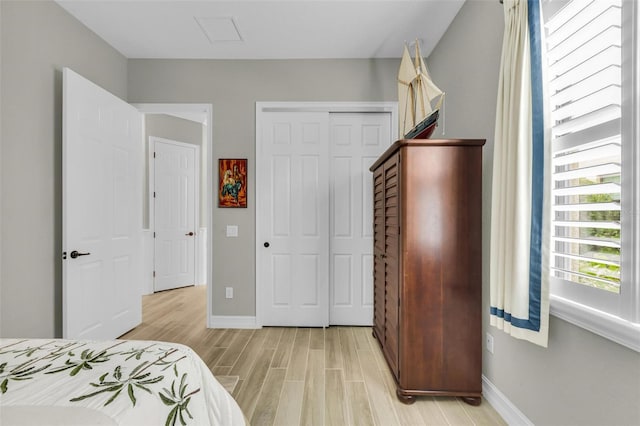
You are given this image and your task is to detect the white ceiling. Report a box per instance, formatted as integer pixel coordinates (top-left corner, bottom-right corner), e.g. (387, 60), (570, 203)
(55, 0), (466, 60)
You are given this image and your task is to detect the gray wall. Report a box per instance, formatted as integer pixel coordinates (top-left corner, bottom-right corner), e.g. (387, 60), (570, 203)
(146, 114), (203, 146)
(2, 2), (637, 424)
(0, 0), (128, 337)
(144, 114), (205, 229)
(128, 58), (398, 316)
(0, 0), (3, 337)
(428, 1), (640, 425)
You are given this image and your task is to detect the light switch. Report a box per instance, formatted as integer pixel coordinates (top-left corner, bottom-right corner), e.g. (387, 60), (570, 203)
(226, 225), (238, 237)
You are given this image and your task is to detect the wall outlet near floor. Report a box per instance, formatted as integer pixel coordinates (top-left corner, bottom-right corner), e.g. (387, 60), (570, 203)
(225, 287), (233, 299)
(486, 332), (494, 354)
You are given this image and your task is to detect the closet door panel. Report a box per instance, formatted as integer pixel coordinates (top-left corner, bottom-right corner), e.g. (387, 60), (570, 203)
(329, 112), (392, 325)
(259, 112), (330, 326)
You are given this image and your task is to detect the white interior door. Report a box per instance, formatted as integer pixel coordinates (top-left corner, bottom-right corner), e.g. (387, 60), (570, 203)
(63, 68), (143, 340)
(258, 112), (330, 326)
(153, 138), (198, 292)
(329, 113), (392, 325)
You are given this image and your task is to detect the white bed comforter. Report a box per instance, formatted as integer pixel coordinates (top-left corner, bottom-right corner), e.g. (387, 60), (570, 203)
(0, 339), (245, 426)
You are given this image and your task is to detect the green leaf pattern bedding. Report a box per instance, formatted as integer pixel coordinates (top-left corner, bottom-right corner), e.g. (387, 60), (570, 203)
(0, 339), (245, 426)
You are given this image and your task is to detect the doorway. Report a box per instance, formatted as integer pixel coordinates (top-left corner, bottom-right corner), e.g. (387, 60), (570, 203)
(63, 73), (213, 338)
(256, 102), (397, 327)
(135, 103), (214, 326)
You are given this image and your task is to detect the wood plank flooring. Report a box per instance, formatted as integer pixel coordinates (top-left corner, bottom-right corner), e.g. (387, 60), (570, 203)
(121, 286), (506, 426)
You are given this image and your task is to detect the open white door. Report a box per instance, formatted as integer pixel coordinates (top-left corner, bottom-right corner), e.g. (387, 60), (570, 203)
(63, 68), (143, 340)
(152, 138), (198, 292)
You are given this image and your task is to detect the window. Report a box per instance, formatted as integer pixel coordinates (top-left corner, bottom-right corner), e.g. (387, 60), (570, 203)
(542, 0), (639, 350)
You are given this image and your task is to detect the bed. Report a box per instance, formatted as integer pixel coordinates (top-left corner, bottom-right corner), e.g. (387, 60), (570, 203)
(0, 339), (246, 426)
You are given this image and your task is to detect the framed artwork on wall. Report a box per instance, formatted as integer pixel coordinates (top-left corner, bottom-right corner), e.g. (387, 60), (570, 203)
(218, 158), (247, 208)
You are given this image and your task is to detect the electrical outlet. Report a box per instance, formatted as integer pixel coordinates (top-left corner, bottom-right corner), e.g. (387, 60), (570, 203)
(486, 332), (494, 354)
(225, 287), (233, 299)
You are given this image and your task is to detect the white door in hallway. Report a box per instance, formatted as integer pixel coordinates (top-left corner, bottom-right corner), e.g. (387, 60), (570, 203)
(153, 138), (198, 292)
(258, 112), (331, 326)
(63, 68), (143, 340)
(329, 113), (392, 325)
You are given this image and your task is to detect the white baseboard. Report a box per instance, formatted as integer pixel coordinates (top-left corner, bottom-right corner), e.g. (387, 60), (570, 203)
(209, 315), (259, 329)
(482, 375), (533, 426)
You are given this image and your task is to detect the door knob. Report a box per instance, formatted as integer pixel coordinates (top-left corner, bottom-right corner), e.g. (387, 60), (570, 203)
(185, 232), (194, 236)
(70, 250), (91, 259)
(264, 242), (270, 248)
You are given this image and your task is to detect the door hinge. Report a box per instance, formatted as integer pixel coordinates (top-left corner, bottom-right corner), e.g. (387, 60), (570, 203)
(153, 232), (156, 238)
(153, 270), (156, 278)
(153, 191), (156, 198)
(153, 152), (156, 158)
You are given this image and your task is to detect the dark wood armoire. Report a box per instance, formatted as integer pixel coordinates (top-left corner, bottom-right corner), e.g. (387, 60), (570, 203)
(370, 139), (485, 405)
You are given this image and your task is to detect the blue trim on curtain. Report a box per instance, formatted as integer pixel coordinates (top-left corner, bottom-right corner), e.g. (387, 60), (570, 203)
(528, 0), (544, 332)
(490, 307), (539, 329)
(490, 0), (544, 332)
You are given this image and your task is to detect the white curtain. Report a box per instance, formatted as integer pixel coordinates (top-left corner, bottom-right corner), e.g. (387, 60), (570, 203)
(490, 0), (550, 347)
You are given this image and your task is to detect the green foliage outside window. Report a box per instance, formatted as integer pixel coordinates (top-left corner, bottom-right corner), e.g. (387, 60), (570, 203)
(577, 177), (620, 293)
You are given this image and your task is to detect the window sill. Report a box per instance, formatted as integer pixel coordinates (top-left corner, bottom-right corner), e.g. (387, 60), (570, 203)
(550, 295), (640, 353)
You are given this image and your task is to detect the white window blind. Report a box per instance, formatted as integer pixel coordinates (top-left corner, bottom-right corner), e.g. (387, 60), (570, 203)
(545, 0), (622, 296)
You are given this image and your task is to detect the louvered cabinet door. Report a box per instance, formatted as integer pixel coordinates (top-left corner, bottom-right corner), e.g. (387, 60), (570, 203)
(372, 167), (386, 343)
(382, 154), (400, 378)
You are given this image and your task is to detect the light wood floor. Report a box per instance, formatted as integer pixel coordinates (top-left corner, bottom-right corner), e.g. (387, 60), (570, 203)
(121, 286), (506, 426)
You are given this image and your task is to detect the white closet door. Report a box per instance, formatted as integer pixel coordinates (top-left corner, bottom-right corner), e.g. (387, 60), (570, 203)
(258, 112), (330, 326)
(329, 113), (392, 325)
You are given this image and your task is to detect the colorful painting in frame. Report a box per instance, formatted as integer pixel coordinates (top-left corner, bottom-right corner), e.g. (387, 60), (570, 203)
(218, 158), (247, 208)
